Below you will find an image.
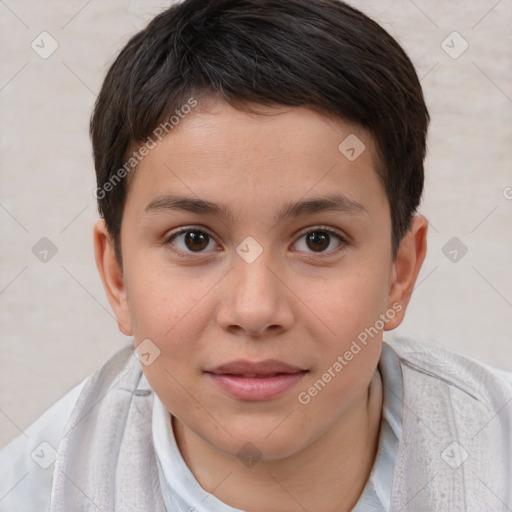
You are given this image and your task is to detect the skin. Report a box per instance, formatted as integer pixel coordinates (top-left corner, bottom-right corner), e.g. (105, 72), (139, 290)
(94, 99), (427, 512)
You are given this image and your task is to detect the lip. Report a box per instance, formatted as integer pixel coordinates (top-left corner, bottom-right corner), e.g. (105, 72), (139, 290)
(205, 359), (308, 401)
(207, 359), (306, 376)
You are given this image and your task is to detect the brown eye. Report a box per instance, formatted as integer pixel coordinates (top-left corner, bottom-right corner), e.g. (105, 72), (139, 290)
(305, 231), (330, 252)
(184, 231), (209, 251)
(293, 227), (345, 254)
(165, 228), (217, 254)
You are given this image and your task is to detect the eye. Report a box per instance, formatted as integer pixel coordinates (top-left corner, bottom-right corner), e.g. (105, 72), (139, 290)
(164, 225), (347, 257)
(164, 227), (219, 255)
(292, 227), (346, 254)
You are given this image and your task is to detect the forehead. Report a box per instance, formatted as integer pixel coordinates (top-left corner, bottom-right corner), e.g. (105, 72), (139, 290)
(154, 99), (373, 163)
(125, 100), (385, 218)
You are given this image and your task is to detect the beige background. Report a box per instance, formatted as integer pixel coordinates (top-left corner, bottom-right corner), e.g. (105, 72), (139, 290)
(1, 0), (511, 450)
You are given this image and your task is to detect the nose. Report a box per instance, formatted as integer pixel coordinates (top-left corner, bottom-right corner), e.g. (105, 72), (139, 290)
(216, 250), (295, 337)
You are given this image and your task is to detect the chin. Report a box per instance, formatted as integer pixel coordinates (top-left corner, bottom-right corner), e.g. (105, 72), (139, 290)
(201, 421), (314, 462)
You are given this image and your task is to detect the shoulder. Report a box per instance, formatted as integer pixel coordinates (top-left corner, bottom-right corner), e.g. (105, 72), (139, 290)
(0, 344), (135, 512)
(384, 338), (512, 506)
(385, 335), (512, 445)
(386, 336), (512, 398)
(0, 378), (88, 512)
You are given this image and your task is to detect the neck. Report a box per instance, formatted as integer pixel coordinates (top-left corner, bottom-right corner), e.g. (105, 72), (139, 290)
(173, 370), (383, 512)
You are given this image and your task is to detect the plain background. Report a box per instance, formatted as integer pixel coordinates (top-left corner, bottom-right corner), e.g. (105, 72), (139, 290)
(0, 0), (511, 450)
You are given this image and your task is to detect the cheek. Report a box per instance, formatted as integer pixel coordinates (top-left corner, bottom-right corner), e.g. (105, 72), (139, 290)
(309, 263), (391, 343)
(296, 270), (386, 419)
(123, 255), (218, 399)
(124, 252), (208, 341)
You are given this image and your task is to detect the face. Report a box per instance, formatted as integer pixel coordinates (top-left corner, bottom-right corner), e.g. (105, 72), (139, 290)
(97, 99), (422, 461)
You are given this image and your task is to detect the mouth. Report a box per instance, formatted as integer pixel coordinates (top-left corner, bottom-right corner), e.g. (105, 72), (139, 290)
(205, 359), (308, 401)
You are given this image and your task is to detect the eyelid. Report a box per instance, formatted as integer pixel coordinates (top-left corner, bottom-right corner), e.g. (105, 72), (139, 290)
(294, 224), (347, 241)
(165, 224), (215, 241)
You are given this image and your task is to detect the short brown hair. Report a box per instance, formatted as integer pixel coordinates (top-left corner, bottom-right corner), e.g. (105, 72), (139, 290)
(90, 0), (430, 264)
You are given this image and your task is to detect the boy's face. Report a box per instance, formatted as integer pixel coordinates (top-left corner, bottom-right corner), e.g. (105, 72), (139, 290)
(96, 99), (425, 460)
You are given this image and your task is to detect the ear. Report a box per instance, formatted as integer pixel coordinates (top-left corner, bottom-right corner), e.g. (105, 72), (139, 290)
(384, 215), (428, 330)
(93, 219), (133, 336)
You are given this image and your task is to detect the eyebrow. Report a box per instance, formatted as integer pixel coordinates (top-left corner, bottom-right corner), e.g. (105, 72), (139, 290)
(144, 193), (369, 222)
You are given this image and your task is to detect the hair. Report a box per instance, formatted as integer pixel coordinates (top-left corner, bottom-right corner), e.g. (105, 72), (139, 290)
(90, 0), (430, 265)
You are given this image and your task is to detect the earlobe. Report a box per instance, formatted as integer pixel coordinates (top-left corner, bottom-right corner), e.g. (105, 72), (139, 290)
(93, 219), (133, 336)
(385, 215), (428, 330)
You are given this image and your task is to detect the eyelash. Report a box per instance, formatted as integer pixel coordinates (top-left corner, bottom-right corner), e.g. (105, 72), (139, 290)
(163, 225), (348, 259)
